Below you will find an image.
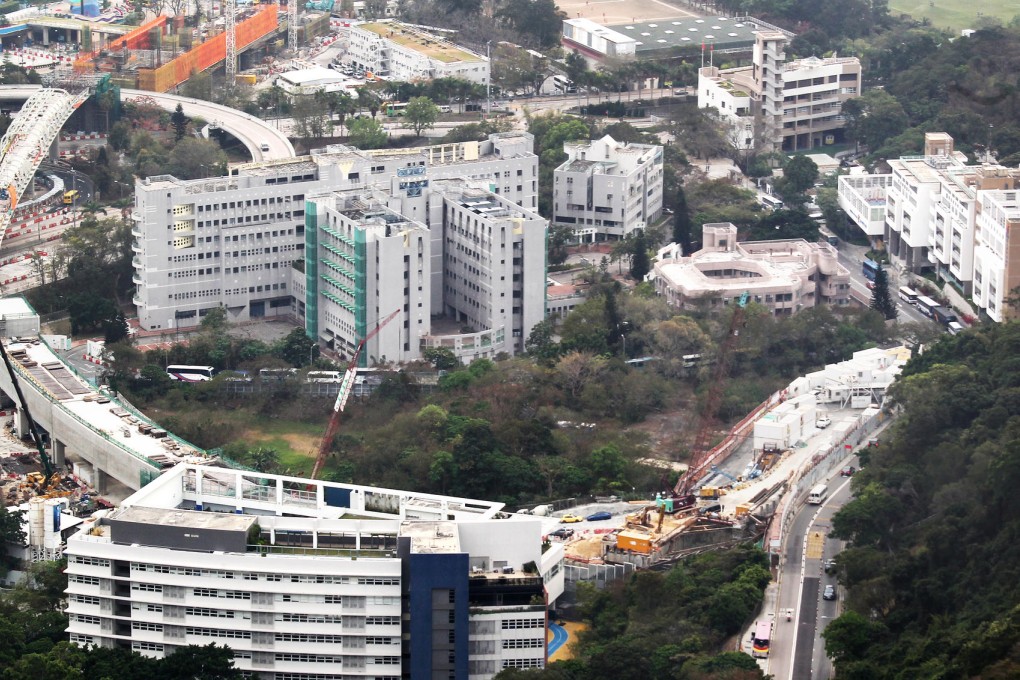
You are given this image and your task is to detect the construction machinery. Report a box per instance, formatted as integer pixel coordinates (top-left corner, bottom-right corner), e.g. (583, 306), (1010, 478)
(310, 309), (400, 479)
(0, 339), (57, 493)
(668, 292), (750, 509)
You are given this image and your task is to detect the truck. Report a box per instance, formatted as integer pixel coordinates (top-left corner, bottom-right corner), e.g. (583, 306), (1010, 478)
(932, 306), (958, 327)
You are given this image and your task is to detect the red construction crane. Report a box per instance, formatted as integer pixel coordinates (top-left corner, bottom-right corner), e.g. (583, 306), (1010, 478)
(670, 292), (749, 505)
(311, 309), (401, 479)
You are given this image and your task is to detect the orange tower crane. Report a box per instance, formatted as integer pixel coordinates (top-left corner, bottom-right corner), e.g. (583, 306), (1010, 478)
(310, 309), (400, 479)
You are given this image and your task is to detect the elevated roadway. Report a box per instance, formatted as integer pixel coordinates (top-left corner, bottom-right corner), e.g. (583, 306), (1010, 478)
(0, 84), (295, 164)
(0, 300), (213, 493)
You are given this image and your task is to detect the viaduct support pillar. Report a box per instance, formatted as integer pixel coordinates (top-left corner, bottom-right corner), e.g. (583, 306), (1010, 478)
(52, 439), (66, 468)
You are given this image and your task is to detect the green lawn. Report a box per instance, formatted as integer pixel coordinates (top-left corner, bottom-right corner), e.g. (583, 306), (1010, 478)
(889, 0), (1018, 31)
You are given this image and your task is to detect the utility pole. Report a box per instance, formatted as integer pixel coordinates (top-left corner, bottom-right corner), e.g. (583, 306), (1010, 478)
(485, 41), (491, 117)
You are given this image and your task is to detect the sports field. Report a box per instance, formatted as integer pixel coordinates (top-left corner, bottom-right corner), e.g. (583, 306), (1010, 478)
(889, 0), (1018, 31)
(556, 0), (698, 26)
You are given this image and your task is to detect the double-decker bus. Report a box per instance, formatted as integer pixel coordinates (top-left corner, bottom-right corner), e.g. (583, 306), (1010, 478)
(862, 258), (881, 282)
(166, 365), (214, 382)
(751, 620), (773, 658)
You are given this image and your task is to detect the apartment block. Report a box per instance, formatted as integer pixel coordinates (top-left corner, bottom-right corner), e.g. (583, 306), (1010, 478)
(132, 133), (539, 340)
(65, 463), (563, 679)
(699, 32), (861, 151)
(347, 20), (489, 85)
(837, 132), (1020, 321)
(551, 134), (663, 242)
(651, 223), (850, 314)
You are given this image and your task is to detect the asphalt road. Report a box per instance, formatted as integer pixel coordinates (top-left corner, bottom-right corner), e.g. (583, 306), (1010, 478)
(768, 461), (857, 680)
(834, 245), (929, 324)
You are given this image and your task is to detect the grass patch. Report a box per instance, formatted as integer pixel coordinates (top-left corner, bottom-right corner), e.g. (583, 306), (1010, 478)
(889, 0), (1018, 31)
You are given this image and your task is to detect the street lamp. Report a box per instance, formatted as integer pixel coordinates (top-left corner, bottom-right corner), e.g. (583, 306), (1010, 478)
(309, 343), (318, 366)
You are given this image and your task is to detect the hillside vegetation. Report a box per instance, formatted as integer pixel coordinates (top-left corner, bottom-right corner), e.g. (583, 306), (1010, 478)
(825, 321), (1020, 677)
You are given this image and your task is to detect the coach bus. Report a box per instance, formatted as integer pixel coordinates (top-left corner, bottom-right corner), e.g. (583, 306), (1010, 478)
(897, 286), (919, 305)
(166, 365), (214, 382)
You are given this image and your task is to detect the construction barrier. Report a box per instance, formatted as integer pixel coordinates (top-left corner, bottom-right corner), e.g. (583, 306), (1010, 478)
(74, 15), (168, 72)
(137, 6), (279, 93)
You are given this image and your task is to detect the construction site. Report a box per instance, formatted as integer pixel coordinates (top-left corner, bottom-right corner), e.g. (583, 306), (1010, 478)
(550, 342), (905, 590)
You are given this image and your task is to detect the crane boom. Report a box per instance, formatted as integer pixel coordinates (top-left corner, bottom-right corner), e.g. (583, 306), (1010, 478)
(672, 292), (748, 500)
(311, 309), (401, 479)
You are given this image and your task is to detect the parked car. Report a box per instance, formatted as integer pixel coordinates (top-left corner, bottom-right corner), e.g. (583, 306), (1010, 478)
(840, 466), (856, 477)
(559, 513), (583, 523)
(585, 511), (612, 521)
(549, 527), (574, 539)
(816, 415), (831, 429)
(823, 584), (837, 600)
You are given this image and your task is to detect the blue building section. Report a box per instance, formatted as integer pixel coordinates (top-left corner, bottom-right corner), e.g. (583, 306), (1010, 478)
(71, 0), (101, 17)
(408, 552), (469, 680)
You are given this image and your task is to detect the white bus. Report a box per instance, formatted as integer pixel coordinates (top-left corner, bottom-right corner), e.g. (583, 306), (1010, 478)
(552, 75), (576, 94)
(898, 286), (919, 305)
(759, 194), (783, 211)
(166, 365), (215, 382)
(916, 295), (940, 319)
(807, 484), (828, 505)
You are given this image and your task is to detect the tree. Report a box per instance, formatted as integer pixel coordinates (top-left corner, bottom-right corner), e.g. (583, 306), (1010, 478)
(347, 117), (388, 149)
(0, 506), (25, 576)
(673, 185), (694, 253)
(525, 319), (560, 366)
(404, 96), (440, 137)
(778, 154), (819, 199)
(629, 232), (650, 281)
(423, 347), (460, 371)
(869, 266), (897, 320)
(167, 137), (227, 179)
(170, 103), (189, 141)
(841, 90), (909, 151)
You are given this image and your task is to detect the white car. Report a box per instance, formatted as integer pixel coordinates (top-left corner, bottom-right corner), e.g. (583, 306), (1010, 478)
(816, 416), (831, 429)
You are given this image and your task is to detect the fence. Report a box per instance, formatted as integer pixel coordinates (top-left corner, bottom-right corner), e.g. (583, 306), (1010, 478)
(562, 559), (635, 597)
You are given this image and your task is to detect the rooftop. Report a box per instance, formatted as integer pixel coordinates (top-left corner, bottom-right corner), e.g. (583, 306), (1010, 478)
(606, 16), (766, 53)
(400, 520), (461, 553)
(113, 505), (258, 532)
(358, 21), (484, 64)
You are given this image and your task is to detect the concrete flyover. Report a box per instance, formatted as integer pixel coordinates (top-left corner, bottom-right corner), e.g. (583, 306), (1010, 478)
(0, 300), (213, 493)
(0, 84), (296, 163)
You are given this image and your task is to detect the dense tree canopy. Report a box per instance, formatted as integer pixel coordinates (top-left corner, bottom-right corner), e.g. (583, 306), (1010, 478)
(825, 321), (1020, 677)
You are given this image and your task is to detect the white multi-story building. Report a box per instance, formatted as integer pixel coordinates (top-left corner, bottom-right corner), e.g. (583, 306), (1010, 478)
(699, 32), (861, 151)
(132, 133), (540, 348)
(651, 223), (850, 314)
(65, 463), (564, 679)
(347, 20), (489, 85)
(551, 134), (663, 242)
(302, 178), (547, 364)
(837, 132), (1020, 321)
(837, 173), (893, 239)
(973, 188), (1020, 322)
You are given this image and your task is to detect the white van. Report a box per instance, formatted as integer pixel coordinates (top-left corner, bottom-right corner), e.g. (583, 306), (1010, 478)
(947, 321), (965, 335)
(438, 104), (452, 114)
(260, 142), (270, 152)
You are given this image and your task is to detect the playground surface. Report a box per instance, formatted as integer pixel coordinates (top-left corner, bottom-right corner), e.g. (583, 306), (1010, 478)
(556, 0), (698, 26)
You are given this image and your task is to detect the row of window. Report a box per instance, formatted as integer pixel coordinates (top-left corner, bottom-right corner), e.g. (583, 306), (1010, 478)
(502, 618), (544, 629)
(197, 196), (304, 212)
(196, 213), (302, 229)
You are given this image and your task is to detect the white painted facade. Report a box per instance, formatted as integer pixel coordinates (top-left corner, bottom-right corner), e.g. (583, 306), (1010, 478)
(552, 134), (663, 242)
(837, 174), (893, 238)
(132, 134), (539, 334)
(65, 464), (562, 679)
(347, 20), (489, 85)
